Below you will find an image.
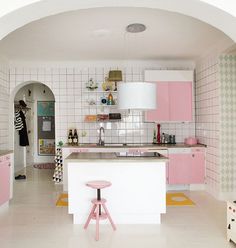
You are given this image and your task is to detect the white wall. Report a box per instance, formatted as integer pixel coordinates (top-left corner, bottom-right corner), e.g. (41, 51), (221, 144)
(195, 54), (220, 198)
(0, 57), (9, 149)
(9, 60), (196, 147)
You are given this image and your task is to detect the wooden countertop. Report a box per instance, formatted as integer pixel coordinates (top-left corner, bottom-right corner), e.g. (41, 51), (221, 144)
(66, 152), (168, 163)
(0, 150), (13, 156)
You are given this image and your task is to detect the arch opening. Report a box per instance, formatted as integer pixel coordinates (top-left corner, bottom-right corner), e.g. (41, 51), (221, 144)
(10, 81), (56, 178)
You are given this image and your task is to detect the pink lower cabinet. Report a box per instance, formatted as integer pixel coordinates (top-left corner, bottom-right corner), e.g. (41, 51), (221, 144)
(168, 148), (205, 184)
(0, 160), (10, 205)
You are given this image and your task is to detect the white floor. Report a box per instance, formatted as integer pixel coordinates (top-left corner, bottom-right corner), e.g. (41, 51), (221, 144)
(0, 165), (235, 248)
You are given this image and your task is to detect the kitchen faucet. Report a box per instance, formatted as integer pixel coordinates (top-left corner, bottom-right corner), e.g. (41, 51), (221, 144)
(98, 127), (105, 146)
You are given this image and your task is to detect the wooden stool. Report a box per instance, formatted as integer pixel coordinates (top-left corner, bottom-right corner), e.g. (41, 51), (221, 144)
(84, 180), (116, 241)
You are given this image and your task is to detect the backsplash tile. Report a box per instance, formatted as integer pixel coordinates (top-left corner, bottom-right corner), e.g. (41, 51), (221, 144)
(9, 63), (195, 145)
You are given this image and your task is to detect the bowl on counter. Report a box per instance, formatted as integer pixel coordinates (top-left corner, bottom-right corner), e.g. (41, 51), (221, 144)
(184, 137), (198, 145)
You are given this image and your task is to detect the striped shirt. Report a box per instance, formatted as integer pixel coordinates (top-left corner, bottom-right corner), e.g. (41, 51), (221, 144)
(14, 110), (24, 131)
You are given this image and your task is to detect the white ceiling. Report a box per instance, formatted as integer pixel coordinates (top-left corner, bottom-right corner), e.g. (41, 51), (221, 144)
(0, 7), (232, 61)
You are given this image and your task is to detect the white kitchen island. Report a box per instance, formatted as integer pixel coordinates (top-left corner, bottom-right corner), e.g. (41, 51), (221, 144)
(66, 152), (168, 224)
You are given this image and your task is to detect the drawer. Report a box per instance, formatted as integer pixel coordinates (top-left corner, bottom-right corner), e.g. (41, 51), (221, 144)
(191, 147), (205, 153)
(0, 155), (10, 163)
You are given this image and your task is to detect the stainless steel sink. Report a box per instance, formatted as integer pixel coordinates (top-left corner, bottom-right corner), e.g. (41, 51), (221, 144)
(115, 152), (161, 157)
(104, 143), (124, 147)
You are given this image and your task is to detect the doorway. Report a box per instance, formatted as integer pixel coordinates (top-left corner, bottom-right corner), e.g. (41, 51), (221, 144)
(13, 82), (55, 174)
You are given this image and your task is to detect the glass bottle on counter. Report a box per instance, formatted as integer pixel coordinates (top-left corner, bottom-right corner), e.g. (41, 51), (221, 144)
(153, 129), (157, 144)
(68, 129), (73, 146)
(73, 129), (79, 146)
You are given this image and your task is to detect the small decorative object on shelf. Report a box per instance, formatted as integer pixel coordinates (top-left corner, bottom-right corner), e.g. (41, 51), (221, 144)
(68, 129), (73, 145)
(84, 115), (97, 122)
(108, 70), (122, 91)
(97, 114), (109, 121)
(107, 92), (114, 105)
(73, 129), (79, 145)
(87, 99), (96, 105)
(86, 78), (98, 90)
(109, 113), (121, 120)
(100, 95), (107, 105)
(102, 77), (115, 91)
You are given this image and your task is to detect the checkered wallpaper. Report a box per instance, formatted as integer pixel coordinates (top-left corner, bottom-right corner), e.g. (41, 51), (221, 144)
(219, 55), (236, 192)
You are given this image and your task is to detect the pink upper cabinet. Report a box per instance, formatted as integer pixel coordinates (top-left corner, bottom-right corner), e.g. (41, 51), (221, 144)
(144, 70), (194, 122)
(145, 82), (169, 122)
(169, 81), (192, 121)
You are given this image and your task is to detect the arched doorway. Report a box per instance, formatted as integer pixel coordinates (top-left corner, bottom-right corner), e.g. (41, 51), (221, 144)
(11, 81), (55, 177)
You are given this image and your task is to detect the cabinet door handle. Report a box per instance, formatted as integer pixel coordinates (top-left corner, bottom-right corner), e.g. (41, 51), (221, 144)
(228, 224), (231, 229)
(192, 154), (195, 157)
(8, 163), (11, 167)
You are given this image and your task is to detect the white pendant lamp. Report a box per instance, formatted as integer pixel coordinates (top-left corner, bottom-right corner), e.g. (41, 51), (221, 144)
(117, 82), (156, 110)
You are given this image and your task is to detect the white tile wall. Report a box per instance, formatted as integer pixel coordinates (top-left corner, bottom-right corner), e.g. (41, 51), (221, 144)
(9, 63), (195, 145)
(0, 59), (9, 149)
(195, 54), (220, 196)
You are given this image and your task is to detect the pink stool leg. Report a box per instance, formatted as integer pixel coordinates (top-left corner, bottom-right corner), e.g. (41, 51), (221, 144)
(84, 204), (97, 229)
(95, 204), (100, 241)
(102, 203), (116, 231)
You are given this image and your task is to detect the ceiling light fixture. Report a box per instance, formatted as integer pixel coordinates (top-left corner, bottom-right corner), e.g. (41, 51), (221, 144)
(126, 23), (146, 33)
(117, 23), (156, 110)
(118, 82), (156, 110)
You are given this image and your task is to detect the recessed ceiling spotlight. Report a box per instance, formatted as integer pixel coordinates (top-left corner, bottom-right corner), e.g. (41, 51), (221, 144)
(126, 23), (146, 33)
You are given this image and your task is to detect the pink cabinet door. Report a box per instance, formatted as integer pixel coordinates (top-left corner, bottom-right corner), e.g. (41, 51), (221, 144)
(169, 81), (192, 121)
(0, 161), (10, 205)
(145, 81), (193, 122)
(189, 151), (205, 183)
(145, 82), (169, 122)
(168, 153), (191, 184)
(168, 150), (205, 185)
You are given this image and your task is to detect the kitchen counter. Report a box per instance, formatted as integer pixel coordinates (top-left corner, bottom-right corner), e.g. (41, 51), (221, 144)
(63, 143), (206, 149)
(66, 152), (168, 163)
(0, 150), (13, 157)
(66, 152), (167, 224)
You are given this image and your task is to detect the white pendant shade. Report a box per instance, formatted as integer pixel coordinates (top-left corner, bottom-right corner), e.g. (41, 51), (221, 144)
(117, 82), (156, 110)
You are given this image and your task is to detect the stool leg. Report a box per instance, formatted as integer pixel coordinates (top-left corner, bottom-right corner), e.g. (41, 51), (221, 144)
(102, 203), (116, 231)
(95, 204), (100, 241)
(84, 204), (97, 229)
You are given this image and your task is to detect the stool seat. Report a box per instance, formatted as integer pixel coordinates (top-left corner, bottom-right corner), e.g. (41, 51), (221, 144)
(86, 180), (111, 189)
(91, 198), (106, 204)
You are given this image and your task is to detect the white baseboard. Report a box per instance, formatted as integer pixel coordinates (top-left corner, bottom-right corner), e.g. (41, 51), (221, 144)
(0, 202), (9, 214)
(218, 192), (236, 201)
(166, 184), (189, 191)
(190, 184), (205, 191)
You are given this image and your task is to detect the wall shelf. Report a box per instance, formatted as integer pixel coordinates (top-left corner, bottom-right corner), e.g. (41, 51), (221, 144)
(83, 105), (117, 108)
